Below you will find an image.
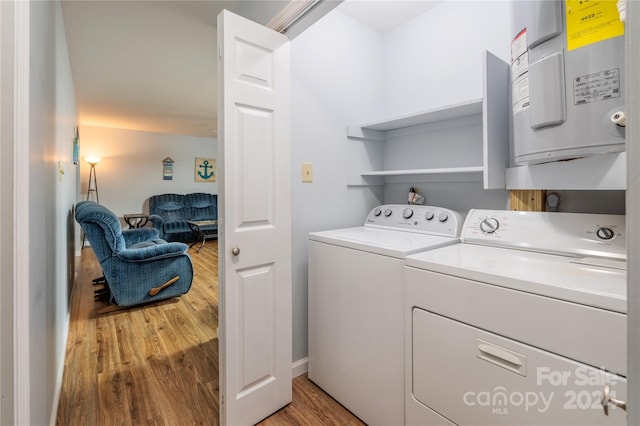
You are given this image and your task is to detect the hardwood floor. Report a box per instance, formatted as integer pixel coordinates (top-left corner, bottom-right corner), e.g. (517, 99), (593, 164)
(57, 239), (364, 426)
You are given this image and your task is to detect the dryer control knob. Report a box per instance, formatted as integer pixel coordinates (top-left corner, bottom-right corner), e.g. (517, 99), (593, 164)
(403, 208), (414, 219)
(480, 217), (500, 234)
(425, 211), (435, 220)
(384, 208), (393, 217)
(438, 212), (449, 222)
(373, 208), (382, 217)
(596, 227), (615, 240)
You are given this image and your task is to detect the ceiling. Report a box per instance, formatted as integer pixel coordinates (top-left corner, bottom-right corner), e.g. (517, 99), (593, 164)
(338, 1), (441, 33)
(61, 0), (442, 138)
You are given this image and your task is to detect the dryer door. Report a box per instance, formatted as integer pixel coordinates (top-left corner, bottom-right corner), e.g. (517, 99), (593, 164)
(411, 308), (627, 425)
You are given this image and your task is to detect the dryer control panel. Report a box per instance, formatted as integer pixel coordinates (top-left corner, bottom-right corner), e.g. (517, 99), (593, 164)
(364, 205), (463, 237)
(462, 209), (626, 260)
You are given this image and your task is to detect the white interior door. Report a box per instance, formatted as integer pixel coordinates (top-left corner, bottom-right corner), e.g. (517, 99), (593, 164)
(217, 9), (292, 426)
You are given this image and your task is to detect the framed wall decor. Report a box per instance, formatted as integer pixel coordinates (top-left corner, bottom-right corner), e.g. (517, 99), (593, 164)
(162, 157), (174, 181)
(195, 157), (216, 182)
(73, 126), (79, 165)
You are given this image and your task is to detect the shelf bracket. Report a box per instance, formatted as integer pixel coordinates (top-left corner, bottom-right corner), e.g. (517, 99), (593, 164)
(346, 126), (384, 142)
(346, 174), (384, 186)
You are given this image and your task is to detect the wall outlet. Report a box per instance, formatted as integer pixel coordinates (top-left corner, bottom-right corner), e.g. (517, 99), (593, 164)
(546, 192), (560, 212)
(302, 162), (313, 183)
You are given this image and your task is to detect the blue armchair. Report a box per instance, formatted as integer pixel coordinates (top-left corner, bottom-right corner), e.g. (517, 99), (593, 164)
(75, 201), (194, 306)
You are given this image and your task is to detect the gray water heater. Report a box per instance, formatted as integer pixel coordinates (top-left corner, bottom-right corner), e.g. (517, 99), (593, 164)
(512, 0), (625, 165)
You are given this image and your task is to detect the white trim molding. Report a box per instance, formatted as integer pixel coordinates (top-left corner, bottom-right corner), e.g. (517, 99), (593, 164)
(292, 357), (308, 378)
(13, 1), (30, 425)
(49, 311), (70, 426)
(626, 0), (640, 424)
(268, 0), (342, 39)
(0, 1), (14, 424)
(267, 0), (320, 33)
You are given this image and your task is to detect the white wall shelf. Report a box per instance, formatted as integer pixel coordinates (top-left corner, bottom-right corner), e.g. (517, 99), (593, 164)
(346, 167), (483, 186)
(347, 51), (509, 189)
(347, 99), (482, 139)
(361, 166), (484, 176)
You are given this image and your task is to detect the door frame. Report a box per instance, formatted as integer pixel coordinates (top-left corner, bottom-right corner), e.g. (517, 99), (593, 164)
(1, 1), (31, 424)
(626, 1), (640, 423)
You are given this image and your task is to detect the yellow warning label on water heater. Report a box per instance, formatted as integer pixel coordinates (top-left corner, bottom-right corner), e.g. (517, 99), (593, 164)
(566, 0), (624, 51)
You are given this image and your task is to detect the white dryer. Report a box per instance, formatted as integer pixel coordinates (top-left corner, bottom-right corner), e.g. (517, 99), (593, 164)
(308, 204), (463, 426)
(405, 209), (627, 425)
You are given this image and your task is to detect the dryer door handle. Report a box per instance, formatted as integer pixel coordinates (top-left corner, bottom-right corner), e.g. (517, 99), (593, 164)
(601, 384), (627, 416)
(476, 339), (527, 376)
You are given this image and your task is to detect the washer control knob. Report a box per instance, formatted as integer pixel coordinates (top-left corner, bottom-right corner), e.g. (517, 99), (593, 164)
(384, 208), (393, 217)
(373, 208), (382, 217)
(596, 227), (615, 240)
(438, 212), (449, 222)
(480, 217), (500, 234)
(425, 211), (435, 220)
(403, 208), (414, 219)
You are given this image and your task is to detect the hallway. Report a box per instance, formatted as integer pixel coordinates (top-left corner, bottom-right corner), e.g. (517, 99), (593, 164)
(56, 241), (363, 425)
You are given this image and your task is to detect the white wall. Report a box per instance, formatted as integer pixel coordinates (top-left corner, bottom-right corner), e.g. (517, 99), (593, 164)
(289, 1), (516, 363)
(290, 0), (626, 367)
(381, 0), (512, 117)
(376, 1), (625, 215)
(291, 9), (386, 361)
(29, 2), (77, 424)
(78, 126), (217, 218)
(379, 0), (513, 209)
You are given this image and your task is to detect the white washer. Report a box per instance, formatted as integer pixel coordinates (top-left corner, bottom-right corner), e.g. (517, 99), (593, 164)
(308, 204), (463, 425)
(405, 209), (627, 426)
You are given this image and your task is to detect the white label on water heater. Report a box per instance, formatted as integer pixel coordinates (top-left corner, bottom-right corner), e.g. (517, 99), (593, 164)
(512, 74), (530, 114)
(511, 51), (529, 82)
(511, 28), (528, 63)
(573, 68), (621, 105)
(511, 28), (530, 114)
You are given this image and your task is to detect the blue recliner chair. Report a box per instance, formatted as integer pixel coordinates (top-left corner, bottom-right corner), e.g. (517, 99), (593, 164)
(75, 201), (194, 307)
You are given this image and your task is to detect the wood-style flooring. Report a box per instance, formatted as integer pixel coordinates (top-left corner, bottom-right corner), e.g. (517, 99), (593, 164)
(56, 239), (364, 426)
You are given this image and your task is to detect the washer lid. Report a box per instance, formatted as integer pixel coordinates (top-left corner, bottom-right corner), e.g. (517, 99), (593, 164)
(405, 243), (626, 313)
(308, 227), (460, 259)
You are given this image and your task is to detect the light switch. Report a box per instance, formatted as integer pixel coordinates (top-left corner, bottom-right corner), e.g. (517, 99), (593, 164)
(302, 162), (313, 183)
(58, 161), (65, 182)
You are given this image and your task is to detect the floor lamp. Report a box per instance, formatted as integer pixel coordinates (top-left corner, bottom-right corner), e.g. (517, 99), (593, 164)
(82, 157), (101, 248)
(85, 157), (100, 203)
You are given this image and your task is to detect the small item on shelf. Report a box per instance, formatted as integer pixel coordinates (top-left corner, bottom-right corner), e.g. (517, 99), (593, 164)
(408, 187), (425, 205)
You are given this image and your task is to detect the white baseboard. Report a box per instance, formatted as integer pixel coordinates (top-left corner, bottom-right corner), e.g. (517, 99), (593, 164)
(50, 311), (70, 426)
(292, 357), (308, 378)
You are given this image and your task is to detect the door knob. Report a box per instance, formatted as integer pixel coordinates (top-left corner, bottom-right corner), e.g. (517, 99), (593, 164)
(601, 384), (627, 415)
(231, 247), (240, 256)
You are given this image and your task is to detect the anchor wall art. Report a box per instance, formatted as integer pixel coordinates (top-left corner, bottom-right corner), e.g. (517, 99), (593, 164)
(195, 157), (216, 182)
